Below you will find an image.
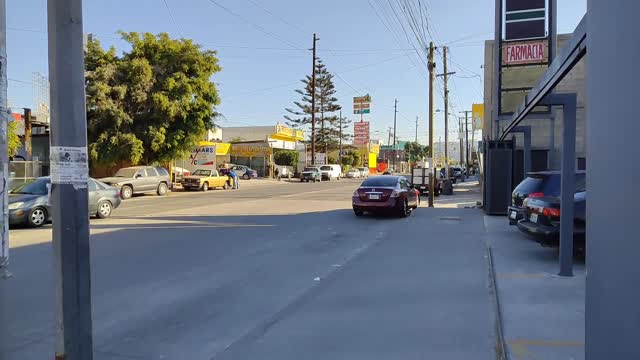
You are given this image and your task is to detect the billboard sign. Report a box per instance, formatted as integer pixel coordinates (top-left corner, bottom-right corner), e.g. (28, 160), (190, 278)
(307, 153), (326, 165)
(472, 104), (484, 130)
(353, 94), (372, 115)
(502, 40), (548, 65)
(505, 0), (546, 41)
(353, 121), (370, 145)
(190, 145), (217, 166)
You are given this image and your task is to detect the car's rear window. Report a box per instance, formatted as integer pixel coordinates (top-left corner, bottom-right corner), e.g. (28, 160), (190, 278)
(361, 177), (398, 187)
(515, 173), (586, 196)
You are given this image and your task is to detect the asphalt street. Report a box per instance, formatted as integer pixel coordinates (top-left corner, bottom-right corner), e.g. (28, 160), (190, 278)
(2, 178), (495, 360)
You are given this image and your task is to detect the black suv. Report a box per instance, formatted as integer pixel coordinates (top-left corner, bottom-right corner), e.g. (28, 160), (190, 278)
(508, 171), (586, 225)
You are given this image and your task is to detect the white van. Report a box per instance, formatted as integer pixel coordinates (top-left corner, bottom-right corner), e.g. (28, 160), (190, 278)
(319, 164), (342, 181)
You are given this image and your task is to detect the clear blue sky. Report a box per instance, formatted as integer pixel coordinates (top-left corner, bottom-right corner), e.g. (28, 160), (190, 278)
(6, 0), (585, 145)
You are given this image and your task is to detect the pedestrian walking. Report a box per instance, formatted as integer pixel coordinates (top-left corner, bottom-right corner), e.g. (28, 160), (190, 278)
(228, 168), (239, 189)
(275, 167), (280, 181)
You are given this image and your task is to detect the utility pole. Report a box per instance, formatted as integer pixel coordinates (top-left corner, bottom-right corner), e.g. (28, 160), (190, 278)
(393, 98), (398, 171)
(387, 126), (393, 163)
(436, 46), (455, 179)
(415, 116), (419, 143)
(0, 2), (12, 359)
(427, 41), (436, 207)
(460, 110), (472, 169)
(24, 108), (32, 157)
(339, 110), (342, 165)
(311, 33), (317, 165)
(48, 0), (94, 359)
(459, 117), (464, 168)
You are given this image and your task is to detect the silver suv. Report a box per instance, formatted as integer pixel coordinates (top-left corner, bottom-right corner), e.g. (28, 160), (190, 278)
(99, 166), (170, 200)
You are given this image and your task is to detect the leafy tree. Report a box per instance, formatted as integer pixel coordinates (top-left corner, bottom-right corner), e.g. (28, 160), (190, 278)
(404, 141), (428, 162)
(327, 155), (338, 164)
(273, 149), (299, 167)
(340, 154), (353, 167)
(85, 32), (222, 166)
(284, 59), (342, 151)
(7, 121), (21, 157)
(350, 151), (361, 167)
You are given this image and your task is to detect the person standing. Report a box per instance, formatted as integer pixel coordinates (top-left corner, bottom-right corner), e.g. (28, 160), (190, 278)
(228, 168), (239, 189)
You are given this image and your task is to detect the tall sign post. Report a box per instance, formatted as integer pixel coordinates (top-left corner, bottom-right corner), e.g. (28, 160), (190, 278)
(48, 0), (94, 358)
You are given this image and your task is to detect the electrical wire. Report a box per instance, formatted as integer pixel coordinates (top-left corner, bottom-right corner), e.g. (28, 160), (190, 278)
(162, 0), (184, 38)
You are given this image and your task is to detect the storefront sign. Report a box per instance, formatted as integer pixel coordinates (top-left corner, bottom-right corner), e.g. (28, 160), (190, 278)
(231, 144), (270, 157)
(190, 145), (217, 166)
(505, 0), (546, 41)
(275, 123), (304, 141)
(354, 121), (370, 145)
(472, 103), (484, 130)
(502, 40), (548, 65)
(307, 153), (326, 165)
(369, 143), (380, 154)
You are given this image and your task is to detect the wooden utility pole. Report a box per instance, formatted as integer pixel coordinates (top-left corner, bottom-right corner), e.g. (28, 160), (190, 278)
(393, 98), (398, 171)
(459, 117), (464, 168)
(311, 33), (317, 164)
(436, 46), (455, 178)
(460, 110), (472, 169)
(339, 110), (342, 165)
(428, 41), (435, 207)
(415, 116), (419, 143)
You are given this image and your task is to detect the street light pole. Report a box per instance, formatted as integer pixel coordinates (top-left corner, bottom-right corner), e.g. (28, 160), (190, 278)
(393, 98), (397, 171)
(48, 0), (94, 358)
(310, 33), (317, 165)
(427, 41), (435, 207)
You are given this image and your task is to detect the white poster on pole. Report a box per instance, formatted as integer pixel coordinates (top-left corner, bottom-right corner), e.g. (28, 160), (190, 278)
(50, 146), (89, 188)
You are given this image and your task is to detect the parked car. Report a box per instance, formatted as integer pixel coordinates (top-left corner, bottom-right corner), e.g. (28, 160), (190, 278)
(230, 164), (258, 180)
(352, 176), (419, 217)
(517, 191), (586, 250)
(357, 167), (369, 178)
(172, 166), (191, 183)
(319, 164), (341, 181)
(300, 167), (321, 182)
(9, 177), (121, 227)
(345, 169), (361, 178)
(182, 169), (232, 191)
(508, 171), (586, 225)
(99, 166), (171, 200)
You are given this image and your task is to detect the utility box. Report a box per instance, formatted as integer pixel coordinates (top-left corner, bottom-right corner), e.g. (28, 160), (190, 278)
(484, 140), (514, 215)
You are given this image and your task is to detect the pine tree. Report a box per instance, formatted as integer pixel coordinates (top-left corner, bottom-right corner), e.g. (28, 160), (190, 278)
(284, 59), (342, 152)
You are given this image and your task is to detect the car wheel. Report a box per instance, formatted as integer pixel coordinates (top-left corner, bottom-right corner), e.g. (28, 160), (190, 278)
(243, 174), (250, 180)
(202, 182), (209, 191)
(96, 201), (112, 219)
(121, 185), (133, 200)
(28, 207), (47, 227)
(353, 208), (364, 217)
(156, 182), (168, 196)
(399, 199), (410, 218)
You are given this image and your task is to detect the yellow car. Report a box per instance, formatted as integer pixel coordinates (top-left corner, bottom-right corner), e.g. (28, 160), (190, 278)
(182, 169), (232, 191)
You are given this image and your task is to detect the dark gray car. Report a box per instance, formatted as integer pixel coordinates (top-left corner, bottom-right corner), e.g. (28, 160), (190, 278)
(9, 177), (122, 227)
(99, 166), (170, 200)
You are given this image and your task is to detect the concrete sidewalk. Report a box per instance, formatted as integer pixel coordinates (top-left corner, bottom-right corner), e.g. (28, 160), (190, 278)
(435, 178), (585, 359)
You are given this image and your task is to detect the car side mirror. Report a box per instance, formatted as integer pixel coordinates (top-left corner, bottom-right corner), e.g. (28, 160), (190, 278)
(135, 174), (142, 179)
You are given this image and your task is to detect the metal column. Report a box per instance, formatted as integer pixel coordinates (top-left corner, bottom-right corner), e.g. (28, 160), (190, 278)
(512, 126), (532, 176)
(48, 0), (94, 359)
(586, 1), (640, 358)
(540, 94), (576, 277)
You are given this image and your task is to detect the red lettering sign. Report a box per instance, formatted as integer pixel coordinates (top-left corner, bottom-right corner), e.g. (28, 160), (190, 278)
(502, 41), (548, 65)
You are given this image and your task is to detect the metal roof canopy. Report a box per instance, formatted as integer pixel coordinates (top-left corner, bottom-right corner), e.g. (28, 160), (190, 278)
(499, 15), (587, 141)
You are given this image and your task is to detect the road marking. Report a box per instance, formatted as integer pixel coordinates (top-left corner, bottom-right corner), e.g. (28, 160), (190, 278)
(280, 184), (356, 198)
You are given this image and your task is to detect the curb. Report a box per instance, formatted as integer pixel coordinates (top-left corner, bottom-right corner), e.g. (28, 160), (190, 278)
(487, 244), (509, 360)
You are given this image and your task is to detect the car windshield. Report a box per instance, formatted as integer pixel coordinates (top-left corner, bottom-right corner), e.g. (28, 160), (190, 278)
(114, 168), (138, 178)
(10, 178), (49, 195)
(361, 177), (398, 187)
(320, 166), (332, 171)
(192, 169), (212, 176)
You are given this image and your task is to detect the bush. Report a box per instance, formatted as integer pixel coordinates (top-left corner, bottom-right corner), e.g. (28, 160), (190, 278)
(327, 156), (338, 164)
(274, 149), (299, 167)
(341, 155), (353, 166)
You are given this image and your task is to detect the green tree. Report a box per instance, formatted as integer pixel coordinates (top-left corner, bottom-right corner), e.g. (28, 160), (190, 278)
(85, 32), (222, 166)
(350, 151), (361, 167)
(284, 59), (342, 152)
(7, 121), (21, 157)
(273, 149), (299, 167)
(340, 154), (353, 167)
(404, 141), (428, 162)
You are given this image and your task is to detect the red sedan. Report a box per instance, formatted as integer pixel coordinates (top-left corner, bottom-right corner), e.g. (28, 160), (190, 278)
(352, 176), (419, 217)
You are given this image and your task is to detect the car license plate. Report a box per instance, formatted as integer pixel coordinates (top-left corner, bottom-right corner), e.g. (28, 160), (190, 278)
(510, 211), (517, 219)
(530, 213), (538, 223)
(420, 186), (426, 189)
(369, 194), (380, 200)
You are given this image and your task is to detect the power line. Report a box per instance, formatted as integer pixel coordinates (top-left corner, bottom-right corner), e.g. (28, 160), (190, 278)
(161, 0), (184, 38)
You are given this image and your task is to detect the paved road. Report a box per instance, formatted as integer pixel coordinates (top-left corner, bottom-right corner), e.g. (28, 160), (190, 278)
(2, 178), (495, 360)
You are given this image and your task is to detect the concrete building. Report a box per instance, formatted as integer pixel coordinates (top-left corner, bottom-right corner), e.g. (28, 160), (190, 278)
(483, 34), (587, 171)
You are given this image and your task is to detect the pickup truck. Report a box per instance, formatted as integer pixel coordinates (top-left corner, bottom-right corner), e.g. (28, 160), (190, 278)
(411, 166), (442, 196)
(182, 169), (232, 191)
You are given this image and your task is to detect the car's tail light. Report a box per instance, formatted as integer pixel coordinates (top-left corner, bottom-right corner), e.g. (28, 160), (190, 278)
(353, 190), (360, 196)
(390, 190), (401, 197)
(528, 192), (544, 198)
(543, 208), (561, 217)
